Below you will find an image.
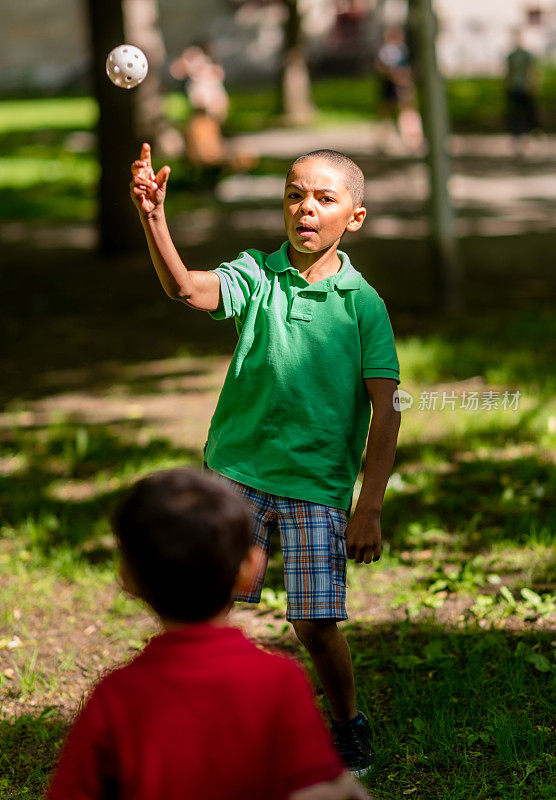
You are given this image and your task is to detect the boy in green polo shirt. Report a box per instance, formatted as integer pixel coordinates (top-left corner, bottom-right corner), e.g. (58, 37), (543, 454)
(130, 144), (401, 776)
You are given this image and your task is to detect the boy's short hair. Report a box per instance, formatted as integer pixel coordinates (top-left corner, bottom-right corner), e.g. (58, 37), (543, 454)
(287, 149), (365, 206)
(112, 469), (252, 623)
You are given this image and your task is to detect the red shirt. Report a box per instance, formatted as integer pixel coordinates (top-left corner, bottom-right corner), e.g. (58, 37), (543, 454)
(47, 623), (343, 799)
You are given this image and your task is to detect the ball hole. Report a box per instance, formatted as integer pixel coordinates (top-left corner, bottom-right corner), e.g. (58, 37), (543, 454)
(127, 63), (133, 68)
(125, 76), (132, 81)
(134, 54), (139, 59)
(123, 48), (128, 53)
(113, 65), (120, 73)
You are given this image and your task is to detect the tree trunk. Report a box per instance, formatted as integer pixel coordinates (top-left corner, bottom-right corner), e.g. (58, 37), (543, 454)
(414, 0), (463, 311)
(86, 0), (144, 253)
(280, 0), (315, 124)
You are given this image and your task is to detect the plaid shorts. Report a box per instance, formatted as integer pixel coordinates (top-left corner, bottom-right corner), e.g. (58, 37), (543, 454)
(203, 465), (348, 620)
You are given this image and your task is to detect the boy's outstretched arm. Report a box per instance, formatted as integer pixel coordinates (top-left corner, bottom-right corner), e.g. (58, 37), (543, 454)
(346, 378), (401, 564)
(130, 143), (221, 311)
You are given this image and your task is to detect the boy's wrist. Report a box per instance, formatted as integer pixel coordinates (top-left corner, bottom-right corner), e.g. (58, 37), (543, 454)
(353, 501), (381, 516)
(141, 208), (165, 226)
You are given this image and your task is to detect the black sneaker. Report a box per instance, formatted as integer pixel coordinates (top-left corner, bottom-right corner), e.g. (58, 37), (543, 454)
(330, 711), (373, 777)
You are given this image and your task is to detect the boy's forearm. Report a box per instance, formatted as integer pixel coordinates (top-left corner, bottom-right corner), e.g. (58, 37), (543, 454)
(139, 211), (194, 299)
(355, 408), (400, 515)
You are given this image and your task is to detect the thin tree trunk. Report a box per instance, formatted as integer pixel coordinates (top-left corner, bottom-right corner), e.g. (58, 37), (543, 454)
(414, 0), (463, 311)
(86, 0), (144, 253)
(280, 0), (315, 124)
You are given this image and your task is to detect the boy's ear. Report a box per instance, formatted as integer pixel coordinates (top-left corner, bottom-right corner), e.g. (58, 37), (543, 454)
(119, 559), (140, 599)
(345, 205), (366, 232)
(233, 546), (259, 594)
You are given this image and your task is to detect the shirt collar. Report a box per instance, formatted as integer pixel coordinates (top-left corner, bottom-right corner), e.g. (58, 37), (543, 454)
(140, 622), (246, 658)
(266, 241), (361, 291)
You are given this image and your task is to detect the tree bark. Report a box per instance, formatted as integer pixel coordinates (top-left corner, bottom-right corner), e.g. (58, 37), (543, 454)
(414, 0), (463, 311)
(86, 0), (144, 253)
(280, 0), (315, 124)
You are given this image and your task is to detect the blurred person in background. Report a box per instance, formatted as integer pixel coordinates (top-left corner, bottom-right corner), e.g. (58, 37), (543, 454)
(170, 42), (230, 168)
(170, 42), (255, 174)
(374, 27), (423, 153)
(506, 30), (540, 157)
(171, 42), (230, 123)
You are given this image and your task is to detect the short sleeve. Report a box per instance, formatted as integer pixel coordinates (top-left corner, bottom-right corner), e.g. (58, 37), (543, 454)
(357, 284), (400, 383)
(46, 687), (116, 800)
(208, 250), (262, 321)
(273, 658), (344, 793)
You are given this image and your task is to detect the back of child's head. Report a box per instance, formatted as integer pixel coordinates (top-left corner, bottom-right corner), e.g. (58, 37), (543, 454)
(112, 468), (251, 623)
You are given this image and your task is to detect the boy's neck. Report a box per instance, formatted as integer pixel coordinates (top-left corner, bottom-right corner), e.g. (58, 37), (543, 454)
(287, 241), (342, 283)
(161, 607), (229, 633)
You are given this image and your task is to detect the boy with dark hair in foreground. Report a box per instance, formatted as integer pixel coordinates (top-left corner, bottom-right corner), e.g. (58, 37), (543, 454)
(130, 144), (401, 774)
(46, 469), (370, 800)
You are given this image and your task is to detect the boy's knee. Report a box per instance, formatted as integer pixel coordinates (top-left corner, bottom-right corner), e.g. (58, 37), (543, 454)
(291, 619), (338, 650)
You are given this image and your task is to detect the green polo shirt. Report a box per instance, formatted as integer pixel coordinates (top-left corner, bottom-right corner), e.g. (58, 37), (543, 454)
(202, 241), (399, 512)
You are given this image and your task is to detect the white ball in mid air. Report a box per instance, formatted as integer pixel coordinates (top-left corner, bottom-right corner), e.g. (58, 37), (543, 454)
(106, 45), (148, 89)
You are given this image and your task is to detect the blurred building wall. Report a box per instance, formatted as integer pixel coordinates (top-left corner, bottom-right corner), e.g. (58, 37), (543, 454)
(0, 0), (90, 92)
(0, 0), (555, 94)
(435, 0), (556, 76)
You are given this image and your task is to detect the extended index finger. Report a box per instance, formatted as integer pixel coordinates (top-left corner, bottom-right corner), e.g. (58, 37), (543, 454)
(140, 142), (152, 168)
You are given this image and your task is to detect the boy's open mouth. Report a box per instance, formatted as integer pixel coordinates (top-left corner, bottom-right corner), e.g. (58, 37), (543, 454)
(296, 223), (317, 237)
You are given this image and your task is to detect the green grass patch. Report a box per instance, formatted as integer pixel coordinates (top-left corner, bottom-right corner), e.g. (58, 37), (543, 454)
(0, 153), (96, 190)
(1, 394), (554, 798)
(343, 624), (555, 800)
(0, 711), (68, 799)
(0, 97), (97, 134)
(448, 64), (556, 132)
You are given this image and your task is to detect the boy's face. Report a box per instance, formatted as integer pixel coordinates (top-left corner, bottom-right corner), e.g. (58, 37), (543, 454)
(283, 158), (366, 257)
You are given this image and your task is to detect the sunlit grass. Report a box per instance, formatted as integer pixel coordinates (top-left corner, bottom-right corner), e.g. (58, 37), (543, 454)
(0, 97), (97, 134)
(0, 154), (97, 189)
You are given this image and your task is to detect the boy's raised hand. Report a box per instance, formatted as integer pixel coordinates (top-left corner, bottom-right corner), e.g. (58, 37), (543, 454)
(130, 143), (171, 218)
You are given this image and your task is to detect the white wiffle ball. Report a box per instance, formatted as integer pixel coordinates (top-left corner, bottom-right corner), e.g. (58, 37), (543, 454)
(106, 45), (149, 89)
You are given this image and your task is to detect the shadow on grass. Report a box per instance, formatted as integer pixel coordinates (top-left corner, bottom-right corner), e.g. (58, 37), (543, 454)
(0, 243), (242, 404)
(1, 408), (553, 579)
(0, 183), (95, 224)
(1, 622), (553, 800)
(0, 419), (199, 556)
(0, 709), (68, 800)
(1, 232), (555, 406)
(381, 419), (555, 561)
(341, 621), (555, 800)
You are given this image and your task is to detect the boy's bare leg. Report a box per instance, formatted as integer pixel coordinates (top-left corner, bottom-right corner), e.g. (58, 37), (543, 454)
(291, 620), (357, 722)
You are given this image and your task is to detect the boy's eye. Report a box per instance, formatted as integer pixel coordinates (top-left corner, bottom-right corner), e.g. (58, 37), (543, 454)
(287, 192), (301, 199)
(320, 196), (335, 203)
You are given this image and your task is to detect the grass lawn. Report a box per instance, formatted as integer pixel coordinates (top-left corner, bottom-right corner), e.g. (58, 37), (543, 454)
(0, 259), (554, 798)
(1, 79), (555, 799)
